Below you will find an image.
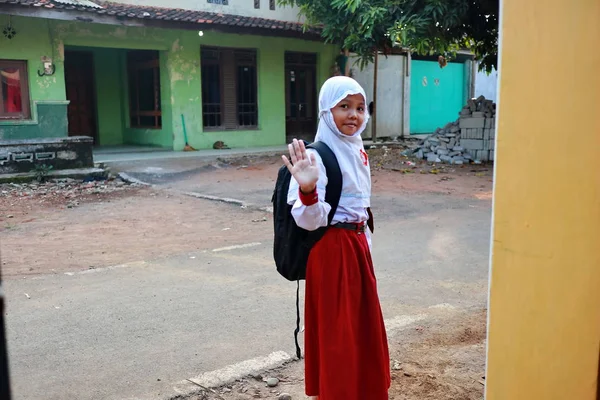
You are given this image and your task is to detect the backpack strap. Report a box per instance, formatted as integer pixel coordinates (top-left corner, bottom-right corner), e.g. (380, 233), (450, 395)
(306, 141), (343, 225)
(292, 141), (343, 359)
(293, 280), (301, 359)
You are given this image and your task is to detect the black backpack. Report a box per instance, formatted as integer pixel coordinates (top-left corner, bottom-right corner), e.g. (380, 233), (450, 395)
(271, 141), (343, 358)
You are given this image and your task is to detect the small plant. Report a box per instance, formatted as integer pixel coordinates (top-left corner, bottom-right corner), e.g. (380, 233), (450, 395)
(33, 164), (53, 183)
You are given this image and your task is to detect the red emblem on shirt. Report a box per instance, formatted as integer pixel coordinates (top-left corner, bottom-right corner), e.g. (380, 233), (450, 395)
(360, 149), (369, 166)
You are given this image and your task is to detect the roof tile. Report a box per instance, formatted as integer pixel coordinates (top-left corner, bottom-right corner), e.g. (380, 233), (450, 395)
(5, 0), (321, 36)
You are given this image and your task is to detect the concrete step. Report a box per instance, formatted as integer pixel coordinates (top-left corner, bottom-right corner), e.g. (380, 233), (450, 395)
(0, 167), (106, 184)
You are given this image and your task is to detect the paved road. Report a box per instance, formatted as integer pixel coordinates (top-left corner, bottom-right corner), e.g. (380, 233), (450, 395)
(5, 157), (491, 400)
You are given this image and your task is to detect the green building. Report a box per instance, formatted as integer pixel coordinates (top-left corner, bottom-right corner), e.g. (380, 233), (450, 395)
(0, 0), (336, 150)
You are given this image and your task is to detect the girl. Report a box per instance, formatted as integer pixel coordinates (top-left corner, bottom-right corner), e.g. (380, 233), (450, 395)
(282, 76), (390, 400)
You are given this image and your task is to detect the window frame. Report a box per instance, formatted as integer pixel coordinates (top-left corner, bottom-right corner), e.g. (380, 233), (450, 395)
(0, 60), (31, 120)
(126, 51), (162, 130)
(200, 46), (259, 131)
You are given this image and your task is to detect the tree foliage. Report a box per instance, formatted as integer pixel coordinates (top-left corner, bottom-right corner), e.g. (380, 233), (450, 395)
(280, 0), (499, 73)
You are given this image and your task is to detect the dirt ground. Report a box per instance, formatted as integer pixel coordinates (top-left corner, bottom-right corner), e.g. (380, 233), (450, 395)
(0, 150), (492, 279)
(215, 148), (493, 200)
(0, 180), (273, 278)
(184, 309), (487, 400)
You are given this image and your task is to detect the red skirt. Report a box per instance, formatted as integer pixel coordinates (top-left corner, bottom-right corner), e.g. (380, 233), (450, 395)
(304, 226), (390, 399)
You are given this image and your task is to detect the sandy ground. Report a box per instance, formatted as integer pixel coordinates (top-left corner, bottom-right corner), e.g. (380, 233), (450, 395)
(183, 308), (487, 400)
(1, 183), (272, 278)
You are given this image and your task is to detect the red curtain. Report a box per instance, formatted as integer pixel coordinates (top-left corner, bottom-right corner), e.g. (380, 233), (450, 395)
(1, 68), (22, 113)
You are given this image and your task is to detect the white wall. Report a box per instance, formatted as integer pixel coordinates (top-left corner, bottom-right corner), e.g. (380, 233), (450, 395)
(106, 0), (303, 22)
(475, 65), (498, 102)
(352, 54), (407, 139)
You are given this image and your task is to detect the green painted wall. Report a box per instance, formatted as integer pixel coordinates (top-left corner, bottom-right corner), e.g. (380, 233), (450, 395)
(63, 46), (127, 146)
(410, 60), (465, 134)
(91, 47), (125, 146)
(0, 102), (68, 140)
(0, 15), (66, 102)
(0, 15), (68, 140)
(1, 15), (336, 149)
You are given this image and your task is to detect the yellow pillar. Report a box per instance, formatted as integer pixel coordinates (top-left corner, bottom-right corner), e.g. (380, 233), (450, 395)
(485, 1), (600, 399)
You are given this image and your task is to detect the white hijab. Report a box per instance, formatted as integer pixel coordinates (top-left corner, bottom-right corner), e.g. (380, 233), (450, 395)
(315, 76), (371, 209)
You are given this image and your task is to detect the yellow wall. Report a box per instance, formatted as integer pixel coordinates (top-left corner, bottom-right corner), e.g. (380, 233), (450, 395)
(485, 0), (600, 399)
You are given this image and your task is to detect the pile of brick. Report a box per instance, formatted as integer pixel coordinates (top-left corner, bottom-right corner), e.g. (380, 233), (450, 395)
(406, 96), (496, 163)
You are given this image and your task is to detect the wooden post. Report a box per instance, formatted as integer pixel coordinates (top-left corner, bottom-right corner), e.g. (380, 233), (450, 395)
(372, 50), (378, 142)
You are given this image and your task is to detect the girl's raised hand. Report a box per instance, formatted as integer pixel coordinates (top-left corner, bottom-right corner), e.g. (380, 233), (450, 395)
(282, 139), (319, 193)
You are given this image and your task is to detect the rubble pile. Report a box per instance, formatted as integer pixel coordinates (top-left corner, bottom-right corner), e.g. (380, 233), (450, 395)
(406, 96), (497, 163)
(0, 178), (139, 208)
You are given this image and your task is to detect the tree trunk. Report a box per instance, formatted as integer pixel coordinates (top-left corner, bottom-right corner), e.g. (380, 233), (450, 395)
(344, 49), (350, 76)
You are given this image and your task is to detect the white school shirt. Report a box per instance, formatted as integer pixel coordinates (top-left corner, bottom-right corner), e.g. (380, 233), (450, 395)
(287, 149), (372, 248)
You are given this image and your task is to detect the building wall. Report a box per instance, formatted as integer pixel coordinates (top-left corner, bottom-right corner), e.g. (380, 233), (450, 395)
(352, 54), (407, 139)
(485, 0), (600, 398)
(0, 15), (68, 140)
(474, 66), (498, 103)
(409, 60), (466, 134)
(104, 0), (303, 23)
(0, 15), (336, 149)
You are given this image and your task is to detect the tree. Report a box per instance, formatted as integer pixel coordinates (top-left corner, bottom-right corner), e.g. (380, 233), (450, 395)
(280, 0), (499, 73)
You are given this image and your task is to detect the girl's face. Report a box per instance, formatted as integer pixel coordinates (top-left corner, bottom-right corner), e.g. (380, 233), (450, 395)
(331, 94), (366, 136)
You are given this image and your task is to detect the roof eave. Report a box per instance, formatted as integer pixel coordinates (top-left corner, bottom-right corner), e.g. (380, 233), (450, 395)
(0, 4), (325, 42)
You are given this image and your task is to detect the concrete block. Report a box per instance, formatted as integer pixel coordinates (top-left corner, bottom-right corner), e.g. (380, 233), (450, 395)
(460, 117), (485, 129)
(485, 118), (492, 129)
(440, 155), (452, 163)
(471, 129), (484, 139)
(437, 149), (449, 156)
(472, 111), (485, 118)
(461, 128), (468, 138)
(427, 153), (441, 163)
(462, 139), (485, 150)
(474, 150), (489, 161)
(483, 129), (491, 140)
(490, 150), (495, 161)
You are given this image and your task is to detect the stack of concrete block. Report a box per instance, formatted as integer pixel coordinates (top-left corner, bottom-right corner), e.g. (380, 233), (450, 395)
(458, 96), (496, 161)
(405, 96), (496, 163)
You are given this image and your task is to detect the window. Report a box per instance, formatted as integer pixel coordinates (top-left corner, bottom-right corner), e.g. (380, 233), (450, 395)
(269, 0), (275, 10)
(201, 47), (258, 130)
(254, 0), (260, 8)
(127, 50), (161, 129)
(0, 60), (31, 120)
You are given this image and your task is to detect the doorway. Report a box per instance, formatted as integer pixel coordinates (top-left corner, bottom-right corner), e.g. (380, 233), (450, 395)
(284, 52), (317, 142)
(64, 50), (98, 143)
